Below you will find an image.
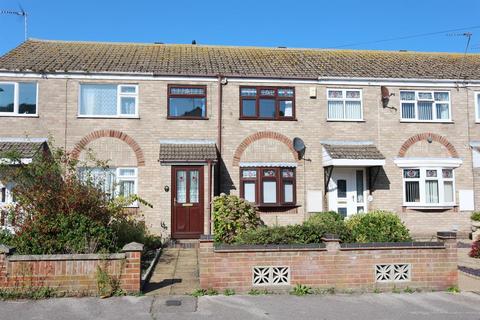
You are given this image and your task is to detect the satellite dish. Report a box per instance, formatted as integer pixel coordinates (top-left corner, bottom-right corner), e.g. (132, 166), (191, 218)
(293, 137), (306, 159)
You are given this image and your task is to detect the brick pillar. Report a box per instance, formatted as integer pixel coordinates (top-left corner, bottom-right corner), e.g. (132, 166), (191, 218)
(199, 236), (214, 289)
(436, 231), (458, 287)
(121, 242), (143, 293)
(322, 234), (340, 252)
(0, 245), (13, 287)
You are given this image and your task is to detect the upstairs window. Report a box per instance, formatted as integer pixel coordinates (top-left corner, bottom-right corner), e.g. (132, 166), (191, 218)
(168, 85), (207, 119)
(79, 84), (138, 117)
(327, 89), (363, 121)
(240, 87), (295, 120)
(0, 82), (37, 116)
(400, 91), (450, 122)
(240, 167), (296, 207)
(475, 92), (480, 122)
(403, 168), (455, 206)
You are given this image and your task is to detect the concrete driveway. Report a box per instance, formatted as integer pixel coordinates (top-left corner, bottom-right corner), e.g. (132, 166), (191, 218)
(1, 292), (480, 320)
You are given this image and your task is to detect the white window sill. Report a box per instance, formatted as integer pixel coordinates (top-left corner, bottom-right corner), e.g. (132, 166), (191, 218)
(403, 205), (456, 210)
(326, 119), (365, 122)
(77, 115), (140, 119)
(400, 120), (453, 123)
(0, 114), (38, 118)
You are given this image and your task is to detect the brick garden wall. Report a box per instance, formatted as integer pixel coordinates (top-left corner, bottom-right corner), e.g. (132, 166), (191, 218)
(0, 242), (143, 295)
(199, 233), (458, 293)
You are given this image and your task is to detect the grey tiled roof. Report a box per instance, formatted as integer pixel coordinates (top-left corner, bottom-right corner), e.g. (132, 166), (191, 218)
(1, 39), (480, 80)
(159, 141), (217, 162)
(323, 144), (385, 160)
(0, 141), (48, 158)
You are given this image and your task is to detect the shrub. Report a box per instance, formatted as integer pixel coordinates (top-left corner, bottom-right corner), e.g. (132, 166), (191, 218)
(0, 144), (159, 254)
(0, 229), (14, 246)
(471, 212), (480, 222)
(305, 211), (349, 241)
(345, 210), (411, 243)
(470, 241), (480, 258)
(212, 194), (263, 243)
(290, 284), (313, 296)
(235, 211), (348, 245)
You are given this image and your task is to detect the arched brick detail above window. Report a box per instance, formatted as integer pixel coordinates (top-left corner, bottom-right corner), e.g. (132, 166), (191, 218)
(232, 131), (298, 166)
(71, 130), (145, 166)
(398, 133), (458, 158)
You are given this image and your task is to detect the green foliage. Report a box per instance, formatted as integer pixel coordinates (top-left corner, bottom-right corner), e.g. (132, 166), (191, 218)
(190, 289), (206, 297)
(446, 286), (460, 293)
(0, 287), (57, 300)
(212, 194), (264, 244)
(205, 288), (218, 296)
(96, 262), (124, 298)
(290, 284), (313, 296)
(223, 288), (235, 296)
(235, 212), (348, 245)
(0, 229), (14, 246)
(471, 212), (480, 222)
(344, 211), (412, 243)
(248, 288), (270, 295)
(403, 287), (415, 294)
(0, 144), (162, 254)
(313, 287), (335, 295)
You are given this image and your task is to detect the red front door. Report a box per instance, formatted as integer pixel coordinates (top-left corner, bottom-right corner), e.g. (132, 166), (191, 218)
(172, 166), (204, 239)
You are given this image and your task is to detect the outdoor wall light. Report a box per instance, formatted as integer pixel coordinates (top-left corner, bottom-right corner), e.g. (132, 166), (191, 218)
(164, 186), (170, 192)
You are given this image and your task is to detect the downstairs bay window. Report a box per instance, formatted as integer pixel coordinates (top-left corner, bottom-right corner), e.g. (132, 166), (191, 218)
(402, 168), (455, 206)
(240, 167), (296, 207)
(78, 167), (138, 206)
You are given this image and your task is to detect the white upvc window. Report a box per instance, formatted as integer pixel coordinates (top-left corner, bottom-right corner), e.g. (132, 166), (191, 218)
(0, 82), (38, 117)
(79, 84), (138, 117)
(402, 167), (455, 207)
(79, 167), (138, 207)
(0, 182), (15, 231)
(327, 89), (363, 121)
(475, 92), (480, 122)
(400, 90), (451, 122)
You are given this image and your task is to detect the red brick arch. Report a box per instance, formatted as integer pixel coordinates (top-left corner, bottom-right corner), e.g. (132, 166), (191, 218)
(71, 129), (145, 166)
(398, 132), (458, 158)
(232, 131), (298, 166)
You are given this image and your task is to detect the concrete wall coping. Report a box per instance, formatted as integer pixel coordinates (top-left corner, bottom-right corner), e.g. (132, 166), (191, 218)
(121, 242), (144, 252)
(7, 253), (126, 262)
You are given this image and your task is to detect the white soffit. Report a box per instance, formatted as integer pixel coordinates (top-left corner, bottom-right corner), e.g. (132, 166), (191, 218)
(393, 157), (463, 168)
(239, 162), (297, 168)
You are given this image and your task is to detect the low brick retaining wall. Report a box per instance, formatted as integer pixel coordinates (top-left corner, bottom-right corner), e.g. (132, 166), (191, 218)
(199, 232), (458, 293)
(0, 242), (143, 295)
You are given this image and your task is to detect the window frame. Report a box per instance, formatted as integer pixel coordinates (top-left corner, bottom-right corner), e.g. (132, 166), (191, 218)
(475, 92), (480, 123)
(0, 81), (38, 117)
(240, 167), (296, 207)
(402, 167), (455, 207)
(79, 166), (139, 207)
(78, 83), (139, 118)
(167, 84), (208, 120)
(399, 90), (451, 122)
(326, 88), (363, 121)
(239, 86), (296, 121)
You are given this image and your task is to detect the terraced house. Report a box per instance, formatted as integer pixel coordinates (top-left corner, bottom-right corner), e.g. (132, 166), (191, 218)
(1, 39), (480, 239)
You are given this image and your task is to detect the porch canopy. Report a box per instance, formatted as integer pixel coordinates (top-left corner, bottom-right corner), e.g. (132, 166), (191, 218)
(322, 142), (386, 194)
(0, 137), (49, 164)
(159, 139), (218, 164)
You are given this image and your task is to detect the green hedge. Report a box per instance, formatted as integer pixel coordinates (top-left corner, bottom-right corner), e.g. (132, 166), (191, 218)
(233, 211), (411, 245)
(471, 212), (480, 222)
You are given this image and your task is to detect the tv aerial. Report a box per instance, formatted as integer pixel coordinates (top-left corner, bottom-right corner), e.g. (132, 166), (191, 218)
(1, 4), (28, 41)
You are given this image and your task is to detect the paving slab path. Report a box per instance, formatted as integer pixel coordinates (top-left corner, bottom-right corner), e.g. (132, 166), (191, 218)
(457, 241), (480, 292)
(144, 247), (200, 296)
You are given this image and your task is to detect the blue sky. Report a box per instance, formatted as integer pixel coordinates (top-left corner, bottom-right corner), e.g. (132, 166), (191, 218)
(0, 0), (479, 55)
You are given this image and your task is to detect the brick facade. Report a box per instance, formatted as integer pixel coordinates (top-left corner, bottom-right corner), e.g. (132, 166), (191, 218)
(0, 243), (142, 295)
(0, 76), (477, 239)
(199, 233), (458, 293)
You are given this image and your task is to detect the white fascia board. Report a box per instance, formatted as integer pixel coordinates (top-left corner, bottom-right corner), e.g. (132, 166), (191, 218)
(159, 139), (216, 145)
(393, 157), (463, 168)
(323, 159), (386, 167)
(0, 137), (47, 143)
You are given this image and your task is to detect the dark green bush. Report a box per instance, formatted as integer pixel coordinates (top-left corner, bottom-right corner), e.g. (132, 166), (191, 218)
(305, 211), (349, 241)
(345, 210), (412, 243)
(212, 194), (263, 244)
(471, 212), (480, 222)
(0, 229), (14, 246)
(235, 212), (348, 245)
